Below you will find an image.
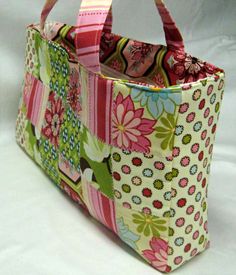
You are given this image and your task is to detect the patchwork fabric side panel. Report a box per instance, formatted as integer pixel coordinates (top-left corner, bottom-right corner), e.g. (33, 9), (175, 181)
(167, 76), (225, 270)
(109, 81), (183, 273)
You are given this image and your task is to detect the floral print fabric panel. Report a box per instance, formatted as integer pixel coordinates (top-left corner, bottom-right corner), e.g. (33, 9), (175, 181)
(115, 204), (170, 272)
(166, 77), (224, 269)
(112, 81), (181, 156)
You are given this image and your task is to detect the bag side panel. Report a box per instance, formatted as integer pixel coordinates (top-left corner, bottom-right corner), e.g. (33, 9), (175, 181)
(167, 76), (225, 270)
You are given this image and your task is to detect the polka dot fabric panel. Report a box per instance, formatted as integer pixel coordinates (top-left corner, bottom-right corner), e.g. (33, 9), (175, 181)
(16, 5), (225, 271)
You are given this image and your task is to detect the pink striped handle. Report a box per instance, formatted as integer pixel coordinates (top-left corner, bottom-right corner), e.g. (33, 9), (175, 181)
(40, 0), (112, 37)
(75, 0), (185, 73)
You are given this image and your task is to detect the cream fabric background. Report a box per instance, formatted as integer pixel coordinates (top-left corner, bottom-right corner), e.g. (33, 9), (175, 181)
(0, 1), (236, 274)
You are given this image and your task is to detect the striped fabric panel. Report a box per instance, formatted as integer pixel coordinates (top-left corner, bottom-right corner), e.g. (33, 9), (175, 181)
(81, 69), (113, 144)
(83, 180), (117, 234)
(75, 0), (113, 73)
(23, 73), (50, 130)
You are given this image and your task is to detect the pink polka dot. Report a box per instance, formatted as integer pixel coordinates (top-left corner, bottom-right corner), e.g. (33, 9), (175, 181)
(174, 256), (183, 265)
(154, 161), (165, 170)
(205, 137), (210, 148)
(179, 178), (189, 188)
(172, 147), (180, 158)
(201, 130), (207, 140)
(197, 172), (203, 182)
(191, 248), (198, 257)
(188, 185), (196, 195)
(191, 143), (199, 154)
(176, 218), (185, 227)
(204, 107), (210, 118)
(186, 205), (194, 215)
(181, 156), (190, 167)
(207, 85), (214, 95)
(179, 103), (189, 113)
(186, 112), (196, 123)
(121, 165), (131, 174)
(142, 207), (152, 215)
(194, 211), (200, 221)
(208, 116), (214, 126)
(123, 202), (131, 209)
(193, 230), (199, 240)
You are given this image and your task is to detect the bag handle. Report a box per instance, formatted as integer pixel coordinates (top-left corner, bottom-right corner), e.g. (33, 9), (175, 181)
(40, 0), (113, 37)
(75, 0), (184, 73)
(40, 0), (185, 73)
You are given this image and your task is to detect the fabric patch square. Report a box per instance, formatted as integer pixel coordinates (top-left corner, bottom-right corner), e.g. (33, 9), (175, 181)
(81, 179), (117, 234)
(80, 66), (113, 144)
(38, 136), (60, 184)
(80, 125), (113, 199)
(23, 73), (50, 130)
(16, 110), (41, 164)
(112, 81), (181, 156)
(24, 27), (40, 78)
(67, 63), (82, 116)
(48, 41), (70, 101)
(112, 147), (173, 218)
(41, 91), (65, 148)
(59, 106), (81, 172)
(115, 204), (170, 272)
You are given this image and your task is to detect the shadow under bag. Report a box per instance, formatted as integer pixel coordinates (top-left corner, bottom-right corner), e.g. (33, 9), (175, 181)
(16, 0), (225, 272)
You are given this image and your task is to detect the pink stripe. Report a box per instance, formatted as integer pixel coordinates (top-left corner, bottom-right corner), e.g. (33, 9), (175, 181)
(77, 24), (104, 34)
(98, 193), (107, 225)
(94, 76), (98, 136)
(78, 52), (99, 67)
(109, 199), (117, 233)
(77, 45), (99, 55)
(106, 81), (112, 143)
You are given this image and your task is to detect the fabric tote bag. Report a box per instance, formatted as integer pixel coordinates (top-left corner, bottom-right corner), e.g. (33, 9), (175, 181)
(16, 0), (225, 272)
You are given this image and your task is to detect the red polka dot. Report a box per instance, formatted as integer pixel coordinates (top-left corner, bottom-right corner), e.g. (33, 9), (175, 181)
(184, 243), (191, 252)
(132, 157), (142, 166)
(113, 172), (121, 181)
(177, 198), (187, 208)
(198, 151), (204, 161)
(142, 188), (152, 197)
(153, 200), (163, 209)
(212, 124), (217, 134)
(202, 178), (206, 188)
(199, 99), (205, 110)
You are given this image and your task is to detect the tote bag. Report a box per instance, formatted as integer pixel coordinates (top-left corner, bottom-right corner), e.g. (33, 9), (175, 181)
(16, 0), (225, 272)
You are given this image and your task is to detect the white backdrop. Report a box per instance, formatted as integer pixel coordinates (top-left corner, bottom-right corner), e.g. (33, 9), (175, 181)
(0, 1), (236, 275)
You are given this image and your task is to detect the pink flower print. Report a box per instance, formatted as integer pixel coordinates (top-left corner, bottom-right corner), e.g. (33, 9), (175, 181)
(113, 92), (156, 153)
(110, 59), (122, 72)
(129, 41), (153, 65)
(67, 68), (81, 114)
(23, 73), (33, 106)
(142, 237), (170, 272)
(152, 73), (165, 88)
(42, 93), (64, 147)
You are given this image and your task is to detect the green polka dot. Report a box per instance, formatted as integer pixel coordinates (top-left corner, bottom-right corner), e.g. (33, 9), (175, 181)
(112, 152), (121, 162)
(215, 102), (220, 113)
(182, 134), (192, 145)
(172, 168), (179, 178)
(199, 235), (204, 245)
(153, 179), (164, 190)
(122, 184), (131, 193)
(169, 227), (175, 237)
(202, 201), (207, 212)
(165, 172), (173, 181)
(163, 211), (170, 218)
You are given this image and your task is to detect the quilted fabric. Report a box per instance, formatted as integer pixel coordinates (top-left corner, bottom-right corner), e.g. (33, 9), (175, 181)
(16, 0), (225, 273)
